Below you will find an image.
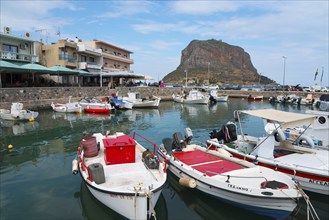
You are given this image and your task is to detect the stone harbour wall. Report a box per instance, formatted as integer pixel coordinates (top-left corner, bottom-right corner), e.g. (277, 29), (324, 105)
(0, 87), (322, 110)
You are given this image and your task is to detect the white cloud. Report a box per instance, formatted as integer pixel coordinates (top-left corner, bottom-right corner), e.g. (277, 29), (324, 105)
(97, 1), (154, 18)
(169, 0), (238, 15)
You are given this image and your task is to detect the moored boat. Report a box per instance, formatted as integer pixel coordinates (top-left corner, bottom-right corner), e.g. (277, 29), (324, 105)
(247, 95), (263, 102)
(172, 90), (209, 105)
(209, 90), (228, 103)
(51, 96), (82, 113)
(73, 131), (167, 219)
(0, 102), (38, 121)
(123, 92), (161, 108)
(80, 98), (113, 114)
(158, 128), (303, 219)
(208, 109), (329, 195)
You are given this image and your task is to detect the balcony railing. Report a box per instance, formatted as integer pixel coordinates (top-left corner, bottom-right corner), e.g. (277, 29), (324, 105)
(59, 54), (77, 62)
(0, 51), (38, 63)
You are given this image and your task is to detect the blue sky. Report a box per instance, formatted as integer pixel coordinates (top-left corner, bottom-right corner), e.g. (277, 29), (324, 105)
(1, 0), (328, 86)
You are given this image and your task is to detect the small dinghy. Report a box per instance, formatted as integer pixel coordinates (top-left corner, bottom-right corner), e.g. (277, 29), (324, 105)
(73, 131), (167, 219)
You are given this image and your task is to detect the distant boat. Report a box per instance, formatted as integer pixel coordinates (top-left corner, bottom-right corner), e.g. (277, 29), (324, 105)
(172, 90), (209, 105)
(51, 96), (82, 113)
(209, 90), (228, 102)
(0, 102), (38, 121)
(247, 95), (263, 102)
(123, 92), (161, 108)
(80, 98), (113, 114)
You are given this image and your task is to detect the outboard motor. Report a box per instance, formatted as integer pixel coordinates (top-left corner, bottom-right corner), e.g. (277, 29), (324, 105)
(184, 127), (193, 144)
(172, 132), (184, 151)
(209, 122), (238, 143)
(142, 149), (159, 169)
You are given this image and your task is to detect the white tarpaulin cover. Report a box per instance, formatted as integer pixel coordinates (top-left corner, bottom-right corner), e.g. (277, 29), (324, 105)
(239, 109), (315, 129)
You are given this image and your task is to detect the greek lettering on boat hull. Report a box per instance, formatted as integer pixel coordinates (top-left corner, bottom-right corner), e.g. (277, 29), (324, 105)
(309, 179), (328, 186)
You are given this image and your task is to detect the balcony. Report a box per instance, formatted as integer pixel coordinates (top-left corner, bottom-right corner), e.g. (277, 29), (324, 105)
(78, 62), (102, 70)
(59, 54), (77, 63)
(0, 51), (38, 63)
(78, 45), (102, 56)
(103, 53), (134, 64)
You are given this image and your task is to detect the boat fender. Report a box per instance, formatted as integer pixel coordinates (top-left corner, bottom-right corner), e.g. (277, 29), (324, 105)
(297, 135), (315, 149)
(72, 159), (78, 175)
(179, 177), (196, 188)
(319, 102), (329, 111)
(216, 148), (232, 157)
(274, 129), (285, 143)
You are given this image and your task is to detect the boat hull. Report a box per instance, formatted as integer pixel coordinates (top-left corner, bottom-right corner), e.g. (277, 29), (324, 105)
(158, 146), (300, 218)
(84, 108), (110, 114)
(208, 140), (329, 195)
(84, 181), (163, 219)
(173, 97), (209, 105)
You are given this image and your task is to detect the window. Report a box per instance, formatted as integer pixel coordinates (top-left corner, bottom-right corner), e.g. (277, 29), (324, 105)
(81, 55), (87, 62)
(318, 116), (326, 125)
(2, 44), (18, 53)
(88, 57), (95, 63)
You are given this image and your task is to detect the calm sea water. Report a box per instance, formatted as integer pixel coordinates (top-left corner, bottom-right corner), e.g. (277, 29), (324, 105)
(0, 98), (328, 220)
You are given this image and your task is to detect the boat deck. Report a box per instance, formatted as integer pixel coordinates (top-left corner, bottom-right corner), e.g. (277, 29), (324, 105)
(173, 150), (244, 176)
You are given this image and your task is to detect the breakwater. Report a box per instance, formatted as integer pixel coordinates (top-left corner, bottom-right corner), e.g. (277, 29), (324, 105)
(0, 87), (322, 109)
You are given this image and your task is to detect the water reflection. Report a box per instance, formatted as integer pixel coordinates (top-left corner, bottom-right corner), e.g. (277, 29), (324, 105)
(165, 171), (267, 220)
(1, 120), (39, 136)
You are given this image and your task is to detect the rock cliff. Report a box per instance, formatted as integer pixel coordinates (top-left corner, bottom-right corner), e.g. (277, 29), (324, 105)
(163, 39), (275, 85)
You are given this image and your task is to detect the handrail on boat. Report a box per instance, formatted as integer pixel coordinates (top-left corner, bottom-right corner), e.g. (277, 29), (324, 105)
(133, 132), (168, 171)
(77, 146), (93, 182)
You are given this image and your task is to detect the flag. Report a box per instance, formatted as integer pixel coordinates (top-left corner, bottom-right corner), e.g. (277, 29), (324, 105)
(314, 68), (318, 81)
(320, 68), (324, 82)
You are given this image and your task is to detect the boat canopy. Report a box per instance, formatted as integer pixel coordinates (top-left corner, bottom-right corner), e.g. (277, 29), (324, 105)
(238, 109), (316, 129)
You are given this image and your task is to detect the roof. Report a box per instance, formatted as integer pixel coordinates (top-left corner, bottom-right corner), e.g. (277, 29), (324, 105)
(238, 109), (315, 129)
(0, 60), (25, 70)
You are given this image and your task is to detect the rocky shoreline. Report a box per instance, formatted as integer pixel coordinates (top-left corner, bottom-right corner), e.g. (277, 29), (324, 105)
(0, 87), (323, 110)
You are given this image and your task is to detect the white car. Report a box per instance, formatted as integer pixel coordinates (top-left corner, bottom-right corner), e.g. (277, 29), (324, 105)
(321, 87), (329, 92)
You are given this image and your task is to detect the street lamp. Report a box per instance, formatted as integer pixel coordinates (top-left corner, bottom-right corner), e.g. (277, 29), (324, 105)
(282, 56), (287, 88)
(207, 62), (210, 85)
(185, 69), (187, 88)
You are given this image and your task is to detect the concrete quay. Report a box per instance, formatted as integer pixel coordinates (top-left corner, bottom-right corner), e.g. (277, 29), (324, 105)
(0, 87), (324, 110)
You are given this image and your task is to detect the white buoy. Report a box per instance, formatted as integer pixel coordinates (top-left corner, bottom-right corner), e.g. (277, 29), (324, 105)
(72, 159), (78, 175)
(179, 177), (196, 188)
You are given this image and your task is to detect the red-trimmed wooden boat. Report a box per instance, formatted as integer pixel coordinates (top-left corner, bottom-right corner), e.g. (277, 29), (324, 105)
(72, 131), (167, 219)
(247, 95), (263, 102)
(208, 109), (329, 195)
(157, 128), (302, 219)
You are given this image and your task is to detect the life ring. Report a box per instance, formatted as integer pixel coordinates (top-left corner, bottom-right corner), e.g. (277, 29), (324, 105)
(297, 135), (314, 149)
(274, 129), (286, 143)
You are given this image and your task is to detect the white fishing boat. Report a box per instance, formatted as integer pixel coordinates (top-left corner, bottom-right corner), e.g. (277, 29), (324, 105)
(207, 109), (329, 195)
(209, 90), (228, 103)
(157, 128), (303, 219)
(0, 102), (38, 121)
(123, 92), (161, 108)
(51, 96), (82, 113)
(73, 131), (167, 219)
(172, 90), (209, 105)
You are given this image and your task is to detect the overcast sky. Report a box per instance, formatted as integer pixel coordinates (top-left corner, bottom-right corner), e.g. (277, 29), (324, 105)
(1, 0), (328, 86)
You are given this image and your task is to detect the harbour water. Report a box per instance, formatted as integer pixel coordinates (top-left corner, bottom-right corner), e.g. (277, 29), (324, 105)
(0, 98), (328, 220)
